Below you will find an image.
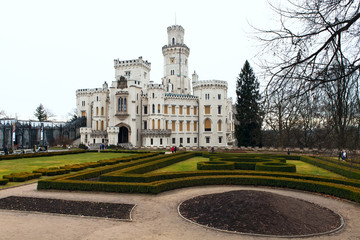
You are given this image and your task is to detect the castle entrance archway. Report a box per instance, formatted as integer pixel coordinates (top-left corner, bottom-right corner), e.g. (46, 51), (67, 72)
(118, 126), (129, 143)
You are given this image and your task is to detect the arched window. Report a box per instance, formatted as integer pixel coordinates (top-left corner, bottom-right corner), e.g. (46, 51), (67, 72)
(124, 98), (127, 111)
(101, 107), (104, 116)
(152, 104), (155, 114)
(101, 121), (104, 131)
(152, 119), (155, 130)
(205, 119), (211, 131)
(96, 121), (99, 130)
(96, 107), (99, 116)
(158, 119), (160, 130)
(218, 120), (222, 131)
(172, 37), (175, 45)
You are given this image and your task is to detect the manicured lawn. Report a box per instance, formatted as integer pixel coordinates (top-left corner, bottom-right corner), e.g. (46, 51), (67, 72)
(0, 152), (134, 189)
(150, 156), (207, 173)
(287, 160), (345, 178)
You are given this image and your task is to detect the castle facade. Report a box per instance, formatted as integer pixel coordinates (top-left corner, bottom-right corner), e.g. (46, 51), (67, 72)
(77, 25), (235, 148)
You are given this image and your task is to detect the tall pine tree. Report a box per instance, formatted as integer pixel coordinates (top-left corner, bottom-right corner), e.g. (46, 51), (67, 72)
(235, 60), (262, 147)
(34, 104), (48, 122)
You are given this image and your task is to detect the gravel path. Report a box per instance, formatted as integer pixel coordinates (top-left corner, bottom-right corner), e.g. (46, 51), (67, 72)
(0, 183), (360, 240)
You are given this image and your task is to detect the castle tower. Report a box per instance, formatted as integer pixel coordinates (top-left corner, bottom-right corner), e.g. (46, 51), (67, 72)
(162, 25), (191, 95)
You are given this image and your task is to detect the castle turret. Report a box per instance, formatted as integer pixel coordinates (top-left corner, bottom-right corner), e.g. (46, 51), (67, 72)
(162, 25), (191, 95)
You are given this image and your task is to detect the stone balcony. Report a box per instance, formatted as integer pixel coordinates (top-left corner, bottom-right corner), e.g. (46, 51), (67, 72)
(141, 129), (172, 137)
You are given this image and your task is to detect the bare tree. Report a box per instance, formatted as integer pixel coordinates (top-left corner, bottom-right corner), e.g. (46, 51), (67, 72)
(257, 0), (360, 96)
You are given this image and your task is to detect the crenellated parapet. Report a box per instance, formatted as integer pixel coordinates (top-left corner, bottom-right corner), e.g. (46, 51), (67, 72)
(114, 56), (151, 70)
(76, 88), (109, 96)
(164, 93), (198, 100)
(193, 80), (228, 90)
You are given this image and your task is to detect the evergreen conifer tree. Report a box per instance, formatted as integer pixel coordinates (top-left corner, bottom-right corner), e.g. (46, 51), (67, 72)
(235, 60), (262, 147)
(34, 103), (48, 122)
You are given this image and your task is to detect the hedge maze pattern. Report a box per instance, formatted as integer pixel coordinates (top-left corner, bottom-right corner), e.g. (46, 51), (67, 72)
(37, 152), (360, 203)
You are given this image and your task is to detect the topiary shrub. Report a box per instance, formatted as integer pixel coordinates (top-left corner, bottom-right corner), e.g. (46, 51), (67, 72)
(255, 162), (296, 173)
(197, 161), (235, 170)
(0, 179), (8, 185)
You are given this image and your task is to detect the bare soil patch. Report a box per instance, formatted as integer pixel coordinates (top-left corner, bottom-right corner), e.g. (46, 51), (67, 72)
(178, 190), (342, 236)
(0, 196), (134, 220)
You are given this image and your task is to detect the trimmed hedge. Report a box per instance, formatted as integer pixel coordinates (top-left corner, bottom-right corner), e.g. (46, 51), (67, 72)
(255, 162), (296, 173)
(0, 179), (9, 185)
(3, 172), (42, 182)
(0, 150), (87, 161)
(36, 151), (360, 203)
(300, 156), (360, 179)
(197, 161), (235, 170)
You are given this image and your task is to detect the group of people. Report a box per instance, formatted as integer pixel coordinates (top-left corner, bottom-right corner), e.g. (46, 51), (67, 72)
(171, 146), (177, 153)
(339, 150), (347, 161)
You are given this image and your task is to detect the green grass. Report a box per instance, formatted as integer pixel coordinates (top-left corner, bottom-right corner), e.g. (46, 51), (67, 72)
(150, 157), (345, 179)
(0, 152), (134, 189)
(287, 160), (345, 178)
(150, 156), (208, 173)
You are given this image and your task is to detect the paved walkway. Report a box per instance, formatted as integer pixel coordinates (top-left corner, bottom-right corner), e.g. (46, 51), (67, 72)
(0, 184), (360, 240)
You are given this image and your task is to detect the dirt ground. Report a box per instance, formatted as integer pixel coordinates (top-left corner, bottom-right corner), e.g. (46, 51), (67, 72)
(0, 183), (360, 240)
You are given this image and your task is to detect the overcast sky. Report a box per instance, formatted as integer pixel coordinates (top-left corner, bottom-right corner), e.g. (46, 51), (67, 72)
(0, 0), (277, 121)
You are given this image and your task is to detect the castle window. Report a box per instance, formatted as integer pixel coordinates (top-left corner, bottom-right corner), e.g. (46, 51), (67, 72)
(187, 121), (190, 131)
(194, 137), (197, 143)
(81, 111), (86, 117)
(170, 57), (175, 64)
(165, 120), (168, 130)
(152, 119), (155, 130)
(180, 138), (183, 144)
(218, 120), (222, 131)
(218, 105), (222, 114)
(152, 93), (155, 98)
(205, 94), (210, 100)
(158, 119), (161, 130)
(144, 106), (148, 114)
(170, 70), (175, 75)
(151, 138), (153, 145)
(205, 119), (211, 131)
(97, 96), (99, 101)
(144, 72), (147, 78)
(143, 121), (147, 130)
(172, 121), (176, 131)
(158, 104), (160, 113)
(187, 138), (190, 144)
(118, 97), (127, 112)
(101, 107), (104, 116)
(160, 138), (163, 145)
(172, 37), (175, 45)
(218, 94), (221, 100)
(179, 106), (183, 115)
(219, 137), (222, 143)
(204, 106), (211, 114)
(172, 138), (176, 144)
(125, 71), (130, 76)
(96, 107), (99, 116)
(186, 106), (190, 115)
(152, 104), (155, 114)
(164, 105), (168, 114)
(96, 121), (99, 131)
(206, 137), (210, 144)
(82, 101), (85, 106)
(193, 106), (197, 115)
(179, 121), (183, 131)
(172, 105), (176, 114)
(194, 121), (198, 131)
(101, 121), (104, 131)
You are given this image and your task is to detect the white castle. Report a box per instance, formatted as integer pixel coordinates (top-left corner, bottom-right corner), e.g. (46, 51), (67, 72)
(76, 25), (235, 148)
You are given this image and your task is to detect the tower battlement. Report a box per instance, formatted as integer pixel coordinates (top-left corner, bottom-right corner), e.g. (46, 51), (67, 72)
(114, 56), (151, 70)
(167, 25), (184, 32)
(193, 80), (228, 89)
